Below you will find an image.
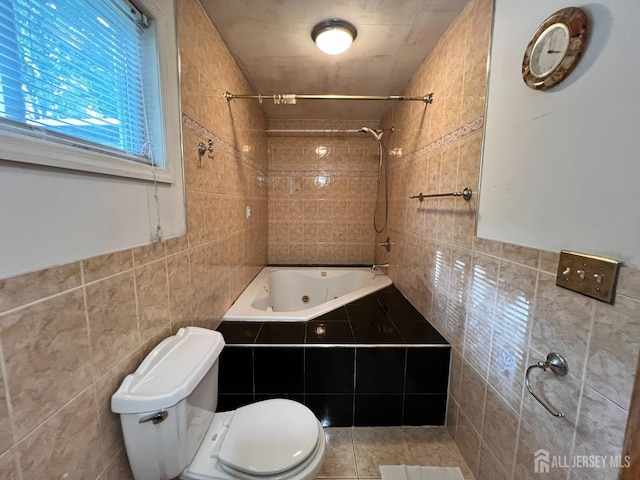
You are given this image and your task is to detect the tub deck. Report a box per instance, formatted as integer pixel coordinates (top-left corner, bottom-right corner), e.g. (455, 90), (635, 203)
(216, 285), (451, 427)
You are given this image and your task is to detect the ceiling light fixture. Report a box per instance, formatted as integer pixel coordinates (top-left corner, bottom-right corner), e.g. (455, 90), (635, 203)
(311, 19), (357, 55)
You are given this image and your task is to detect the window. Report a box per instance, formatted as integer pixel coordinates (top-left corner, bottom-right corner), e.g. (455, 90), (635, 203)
(0, 0), (179, 182)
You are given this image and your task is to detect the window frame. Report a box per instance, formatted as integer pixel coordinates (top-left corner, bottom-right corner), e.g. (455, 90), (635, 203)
(0, 0), (180, 184)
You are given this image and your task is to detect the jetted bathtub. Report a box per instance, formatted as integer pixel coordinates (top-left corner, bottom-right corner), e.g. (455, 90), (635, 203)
(223, 266), (392, 322)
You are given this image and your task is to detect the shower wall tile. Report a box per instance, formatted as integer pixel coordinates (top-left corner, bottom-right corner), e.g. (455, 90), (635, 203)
(268, 128), (379, 265)
(0, 0), (268, 476)
(376, 0), (640, 477)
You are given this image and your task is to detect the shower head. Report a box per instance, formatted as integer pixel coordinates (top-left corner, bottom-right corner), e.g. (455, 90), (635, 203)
(359, 126), (383, 141)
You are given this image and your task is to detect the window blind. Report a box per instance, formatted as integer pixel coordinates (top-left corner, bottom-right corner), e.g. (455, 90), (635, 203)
(0, 0), (153, 164)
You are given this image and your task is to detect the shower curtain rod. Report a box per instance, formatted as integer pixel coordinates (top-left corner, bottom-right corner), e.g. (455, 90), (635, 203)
(224, 92), (435, 104)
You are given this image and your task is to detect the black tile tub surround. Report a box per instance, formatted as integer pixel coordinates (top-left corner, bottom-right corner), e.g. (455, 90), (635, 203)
(218, 285), (447, 345)
(216, 285), (450, 426)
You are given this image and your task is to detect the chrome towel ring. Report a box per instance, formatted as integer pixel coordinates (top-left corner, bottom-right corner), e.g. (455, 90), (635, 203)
(525, 352), (568, 417)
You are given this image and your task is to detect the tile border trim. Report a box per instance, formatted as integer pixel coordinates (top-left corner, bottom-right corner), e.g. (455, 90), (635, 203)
(269, 170), (378, 178)
(390, 115), (484, 168)
(182, 114), (266, 174)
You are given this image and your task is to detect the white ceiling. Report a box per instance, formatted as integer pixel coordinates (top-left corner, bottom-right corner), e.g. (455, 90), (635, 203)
(200, 0), (469, 120)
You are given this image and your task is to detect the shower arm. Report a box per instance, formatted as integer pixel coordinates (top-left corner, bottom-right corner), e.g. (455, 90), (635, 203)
(224, 92), (435, 104)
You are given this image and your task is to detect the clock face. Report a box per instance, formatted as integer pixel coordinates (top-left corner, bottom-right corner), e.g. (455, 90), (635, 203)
(529, 23), (570, 78)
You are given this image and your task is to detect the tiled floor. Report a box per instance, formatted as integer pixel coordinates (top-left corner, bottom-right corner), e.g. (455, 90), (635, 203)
(318, 426), (474, 480)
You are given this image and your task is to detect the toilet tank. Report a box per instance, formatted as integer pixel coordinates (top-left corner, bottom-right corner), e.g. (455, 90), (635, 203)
(111, 327), (225, 480)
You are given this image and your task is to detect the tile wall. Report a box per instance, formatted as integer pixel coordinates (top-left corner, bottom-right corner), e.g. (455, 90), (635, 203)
(268, 119), (380, 265)
(0, 0), (268, 477)
(374, 0), (640, 478)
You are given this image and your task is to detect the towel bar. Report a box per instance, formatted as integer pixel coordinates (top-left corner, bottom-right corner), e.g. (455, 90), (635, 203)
(409, 187), (472, 202)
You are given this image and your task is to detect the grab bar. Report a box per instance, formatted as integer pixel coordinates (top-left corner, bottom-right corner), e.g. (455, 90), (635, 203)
(525, 352), (568, 417)
(409, 187), (472, 202)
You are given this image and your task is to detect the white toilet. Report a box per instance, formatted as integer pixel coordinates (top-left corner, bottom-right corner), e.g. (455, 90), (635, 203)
(111, 327), (326, 480)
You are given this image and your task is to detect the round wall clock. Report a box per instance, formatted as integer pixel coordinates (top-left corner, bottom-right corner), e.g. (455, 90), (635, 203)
(522, 7), (589, 90)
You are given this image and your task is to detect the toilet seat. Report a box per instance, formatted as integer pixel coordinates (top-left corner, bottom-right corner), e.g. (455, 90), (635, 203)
(219, 425), (324, 480)
(181, 399), (325, 480)
(218, 399), (320, 476)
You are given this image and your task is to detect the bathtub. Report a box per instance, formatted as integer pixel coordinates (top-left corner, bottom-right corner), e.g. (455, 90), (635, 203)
(223, 266), (392, 322)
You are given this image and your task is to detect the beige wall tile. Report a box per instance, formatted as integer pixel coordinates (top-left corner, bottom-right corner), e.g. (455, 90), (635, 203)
(94, 351), (141, 463)
(459, 362), (486, 433)
(448, 348), (463, 403)
(501, 242), (540, 269)
(0, 262), (81, 314)
(586, 296), (640, 410)
(618, 265), (640, 301)
(0, 366), (12, 455)
(573, 385), (628, 480)
(83, 250), (133, 284)
(86, 272), (139, 378)
(0, 448), (20, 480)
(514, 419), (568, 480)
(99, 448), (134, 480)
(473, 236), (501, 257)
(477, 443), (510, 480)
(132, 242), (166, 267)
(464, 253), (498, 377)
(134, 260), (171, 343)
(0, 289), (92, 441)
(481, 385), (518, 473)
(445, 396), (459, 438)
(488, 261), (537, 411)
(531, 273), (595, 378)
(167, 251), (192, 318)
(539, 250), (561, 275)
(17, 389), (104, 480)
(455, 411), (480, 477)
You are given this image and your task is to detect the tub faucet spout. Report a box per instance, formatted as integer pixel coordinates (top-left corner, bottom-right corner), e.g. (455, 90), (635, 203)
(371, 263), (389, 272)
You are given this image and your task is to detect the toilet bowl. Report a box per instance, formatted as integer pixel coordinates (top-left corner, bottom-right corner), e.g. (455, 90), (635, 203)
(111, 327), (325, 480)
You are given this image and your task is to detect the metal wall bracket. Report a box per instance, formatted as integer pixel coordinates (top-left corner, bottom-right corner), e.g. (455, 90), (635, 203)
(197, 139), (214, 167)
(525, 352), (568, 417)
(378, 236), (393, 252)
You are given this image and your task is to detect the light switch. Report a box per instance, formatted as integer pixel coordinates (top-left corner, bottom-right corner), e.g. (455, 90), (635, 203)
(556, 250), (621, 304)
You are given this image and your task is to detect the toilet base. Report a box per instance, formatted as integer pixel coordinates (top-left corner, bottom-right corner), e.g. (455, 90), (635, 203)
(180, 410), (326, 480)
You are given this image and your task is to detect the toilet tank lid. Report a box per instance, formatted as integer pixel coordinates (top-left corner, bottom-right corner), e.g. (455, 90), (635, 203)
(111, 327), (225, 414)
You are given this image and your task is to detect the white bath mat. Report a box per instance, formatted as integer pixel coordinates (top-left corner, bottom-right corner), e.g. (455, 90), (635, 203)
(379, 465), (464, 480)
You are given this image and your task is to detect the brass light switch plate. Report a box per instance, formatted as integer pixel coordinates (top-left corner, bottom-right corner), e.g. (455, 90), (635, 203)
(556, 250), (621, 304)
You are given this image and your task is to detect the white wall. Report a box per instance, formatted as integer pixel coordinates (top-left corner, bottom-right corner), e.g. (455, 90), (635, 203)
(0, 159), (186, 279)
(478, 0), (640, 267)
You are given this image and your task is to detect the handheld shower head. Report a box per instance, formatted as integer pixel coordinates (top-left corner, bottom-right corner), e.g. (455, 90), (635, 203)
(359, 126), (383, 141)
